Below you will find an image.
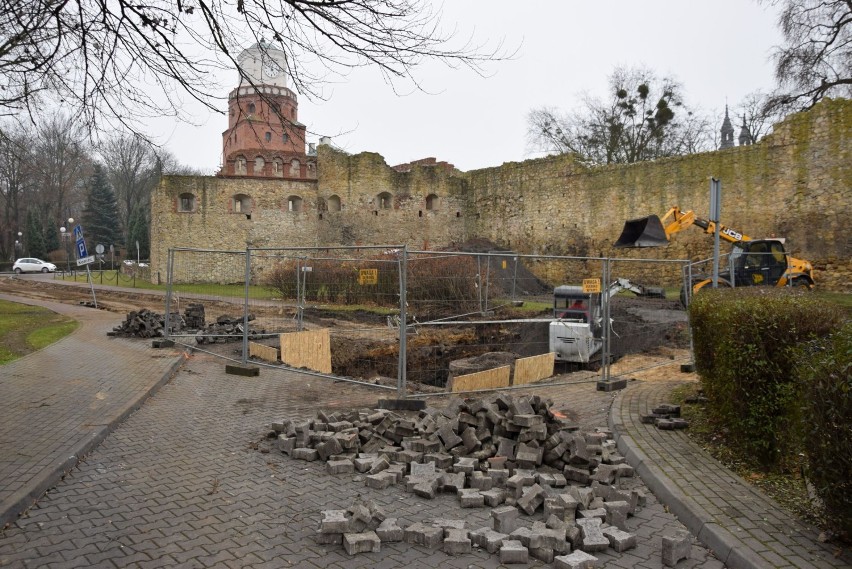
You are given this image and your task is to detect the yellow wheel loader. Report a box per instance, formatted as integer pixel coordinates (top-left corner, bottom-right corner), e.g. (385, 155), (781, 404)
(614, 206), (815, 302)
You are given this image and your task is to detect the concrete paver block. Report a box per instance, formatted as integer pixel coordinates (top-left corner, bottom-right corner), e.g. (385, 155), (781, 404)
(458, 488), (485, 508)
(499, 539), (529, 564)
(443, 528), (471, 555)
(481, 487), (507, 507)
(603, 500), (630, 530)
(491, 505), (519, 533)
(576, 518), (608, 553)
(554, 550), (600, 569)
(662, 530), (692, 567)
(319, 510), (350, 534)
(470, 527), (508, 553)
(326, 458), (354, 475)
(375, 518), (404, 542)
(343, 531), (381, 554)
(403, 522), (443, 548)
(601, 526), (636, 553)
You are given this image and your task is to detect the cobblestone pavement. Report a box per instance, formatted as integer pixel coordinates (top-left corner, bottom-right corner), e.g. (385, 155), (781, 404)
(0, 350), (725, 568)
(612, 380), (851, 569)
(0, 292), (184, 528)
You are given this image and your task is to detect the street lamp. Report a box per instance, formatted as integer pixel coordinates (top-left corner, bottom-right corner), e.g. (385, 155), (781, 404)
(60, 226), (69, 273)
(66, 218), (74, 275)
(16, 231), (22, 258)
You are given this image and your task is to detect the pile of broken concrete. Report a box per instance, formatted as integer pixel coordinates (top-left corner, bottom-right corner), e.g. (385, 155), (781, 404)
(269, 394), (688, 566)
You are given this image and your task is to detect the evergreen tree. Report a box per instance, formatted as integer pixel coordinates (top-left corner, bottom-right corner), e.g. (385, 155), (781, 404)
(25, 210), (47, 259)
(126, 205), (150, 260)
(44, 224), (60, 254)
(81, 164), (122, 253)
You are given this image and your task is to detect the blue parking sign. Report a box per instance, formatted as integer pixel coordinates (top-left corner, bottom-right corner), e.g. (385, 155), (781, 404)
(74, 225), (88, 258)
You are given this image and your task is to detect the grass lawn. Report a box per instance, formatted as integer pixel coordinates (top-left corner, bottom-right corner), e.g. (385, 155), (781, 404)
(0, 300), (78, 364)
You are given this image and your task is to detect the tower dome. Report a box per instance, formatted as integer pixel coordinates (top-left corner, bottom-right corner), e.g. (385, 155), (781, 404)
(219, 43), (316, 179)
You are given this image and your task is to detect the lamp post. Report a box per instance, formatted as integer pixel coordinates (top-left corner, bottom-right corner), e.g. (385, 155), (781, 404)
(60, 226), (69, 274)
(66, 218), (74, 275)
(16, 231), (22, 258)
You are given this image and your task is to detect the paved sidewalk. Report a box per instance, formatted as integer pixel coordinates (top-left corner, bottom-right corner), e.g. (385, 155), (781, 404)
(611, 380), (851, 569)
(0, 292), (185, 528)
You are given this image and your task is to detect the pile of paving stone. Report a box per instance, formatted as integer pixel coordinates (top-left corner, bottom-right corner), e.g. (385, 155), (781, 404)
(109, 309), (183, 338)
(194, 313), (266, 344)
(270, 394), (672, 566)
(183, 303), (205, 329)
(639, 404), (689, 431)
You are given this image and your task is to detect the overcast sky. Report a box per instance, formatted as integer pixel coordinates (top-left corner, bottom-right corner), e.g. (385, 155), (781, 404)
(155, 1), (784, 174)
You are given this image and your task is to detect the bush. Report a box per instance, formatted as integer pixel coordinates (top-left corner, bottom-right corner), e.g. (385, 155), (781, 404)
(795, 322), (852, 537)
(689, 288), (842, 469)
(264, 253), (492, 318)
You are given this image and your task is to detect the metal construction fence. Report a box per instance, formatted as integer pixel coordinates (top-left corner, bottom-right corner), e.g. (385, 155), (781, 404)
(162, 246), (694, 397)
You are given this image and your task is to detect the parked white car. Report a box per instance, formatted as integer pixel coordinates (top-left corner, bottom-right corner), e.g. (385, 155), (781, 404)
(13, 258), (57, 273)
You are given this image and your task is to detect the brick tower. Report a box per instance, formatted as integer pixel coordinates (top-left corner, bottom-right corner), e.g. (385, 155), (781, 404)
(220, 43), (315, 179)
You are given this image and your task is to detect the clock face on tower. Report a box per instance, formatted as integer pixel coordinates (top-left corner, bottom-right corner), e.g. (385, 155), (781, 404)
(263, 60), (283, 80)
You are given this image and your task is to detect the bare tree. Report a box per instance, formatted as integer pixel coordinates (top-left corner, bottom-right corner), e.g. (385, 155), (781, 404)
(764, 0), (852, 112)
(732, 91), (786, 144)
(99, 135), (163, 246)
(0, 126), (34, 259)
(527, 67), (713, 165)
(0, 0), (508, 135)
(30, 116), (92, 232)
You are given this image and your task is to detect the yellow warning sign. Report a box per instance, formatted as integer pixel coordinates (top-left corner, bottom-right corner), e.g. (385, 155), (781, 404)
(358, 269), (378, 285)
(582, 278), (601, 293)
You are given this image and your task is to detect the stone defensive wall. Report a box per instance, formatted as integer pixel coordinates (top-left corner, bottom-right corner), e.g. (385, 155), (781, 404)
(151, 98), (850, 290)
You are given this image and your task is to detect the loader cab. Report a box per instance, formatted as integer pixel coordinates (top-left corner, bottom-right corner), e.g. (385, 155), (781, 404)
(553, 286), (595, 323)
(731, 239), (788, 287)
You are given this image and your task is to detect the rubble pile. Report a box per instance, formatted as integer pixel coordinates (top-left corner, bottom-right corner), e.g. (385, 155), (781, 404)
(109, 309), (182, 338)
(640, 404), (690, 431)
(184, 303), (205, 329)
(271, 394), (652, 565)
(194, 313), (267, 344)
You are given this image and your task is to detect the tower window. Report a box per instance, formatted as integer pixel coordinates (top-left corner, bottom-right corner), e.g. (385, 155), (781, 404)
(235, 156), (247, 175)
(282, 133), (289, 143)
(264, 132), (271, 143)
(248, 103), (256, 114)
(289, 159), (300, 177)
(178, 193), (196, 212)
(254, 156), (265, 173)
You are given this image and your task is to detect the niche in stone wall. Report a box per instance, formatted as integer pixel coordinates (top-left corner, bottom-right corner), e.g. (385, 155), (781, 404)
(290, 159), (301, 177)
(287, 195), (303, 212)
(377, 192), (393, 210)
(232, 194), (253, 218)
(272, 158), (284, 177)
(327, 195), (341, 212)
(426, 194), (440, 210)
(254, 156), (265, 175)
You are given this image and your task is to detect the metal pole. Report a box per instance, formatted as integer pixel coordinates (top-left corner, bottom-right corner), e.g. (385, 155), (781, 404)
(397, 246), (408, 398)
(710, 178), (722, 288)
(601, 258), (610, 382)
(686, 261), (696, 366)
(484, 254), (491, 313)
(476, 256), (482, 313)
(164, 249), (174, 339)
(85, 265), (98, 308)
(241, 248), (251, 365)
(511, 255), (519, 301)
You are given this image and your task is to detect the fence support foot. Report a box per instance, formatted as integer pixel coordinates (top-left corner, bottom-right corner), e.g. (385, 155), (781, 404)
(152, 339), (175, 348)
(597, 378), (628, 392)
(226, 364), (260, 377)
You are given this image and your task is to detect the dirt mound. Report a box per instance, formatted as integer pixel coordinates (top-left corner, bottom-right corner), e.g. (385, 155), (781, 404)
(442, 239), (551, 297)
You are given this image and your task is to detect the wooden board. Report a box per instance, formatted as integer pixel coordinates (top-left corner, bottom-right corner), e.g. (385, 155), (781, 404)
(451, 365), (511, 393)
(249, 341), (279, 363)
(279, 328), (332, 374)
(513, 352), (555, 386)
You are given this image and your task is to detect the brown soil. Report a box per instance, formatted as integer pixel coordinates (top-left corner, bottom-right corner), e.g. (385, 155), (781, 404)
(2, 275), (693, 389)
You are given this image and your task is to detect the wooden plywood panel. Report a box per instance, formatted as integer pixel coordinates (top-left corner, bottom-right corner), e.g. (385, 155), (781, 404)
(279, 329), (332, 374)
(451, 365), (510, 393)
(249, 341), (279, 363)
(513, 352), (555, 386)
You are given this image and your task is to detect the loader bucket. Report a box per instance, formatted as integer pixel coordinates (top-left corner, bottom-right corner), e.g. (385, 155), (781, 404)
(614, 215), (669, 247)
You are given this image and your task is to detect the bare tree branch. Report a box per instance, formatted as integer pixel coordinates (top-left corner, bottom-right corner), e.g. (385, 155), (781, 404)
(763, 0), (852, 112)
(0, 0), (510, 135)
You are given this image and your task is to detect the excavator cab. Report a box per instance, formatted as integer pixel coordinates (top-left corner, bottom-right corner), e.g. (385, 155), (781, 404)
(614, 215), (669, 248)
(730, 240), (789, 287)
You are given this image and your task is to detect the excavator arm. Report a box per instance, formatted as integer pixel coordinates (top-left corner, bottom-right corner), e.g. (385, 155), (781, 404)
(615, 206), (751, 247)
